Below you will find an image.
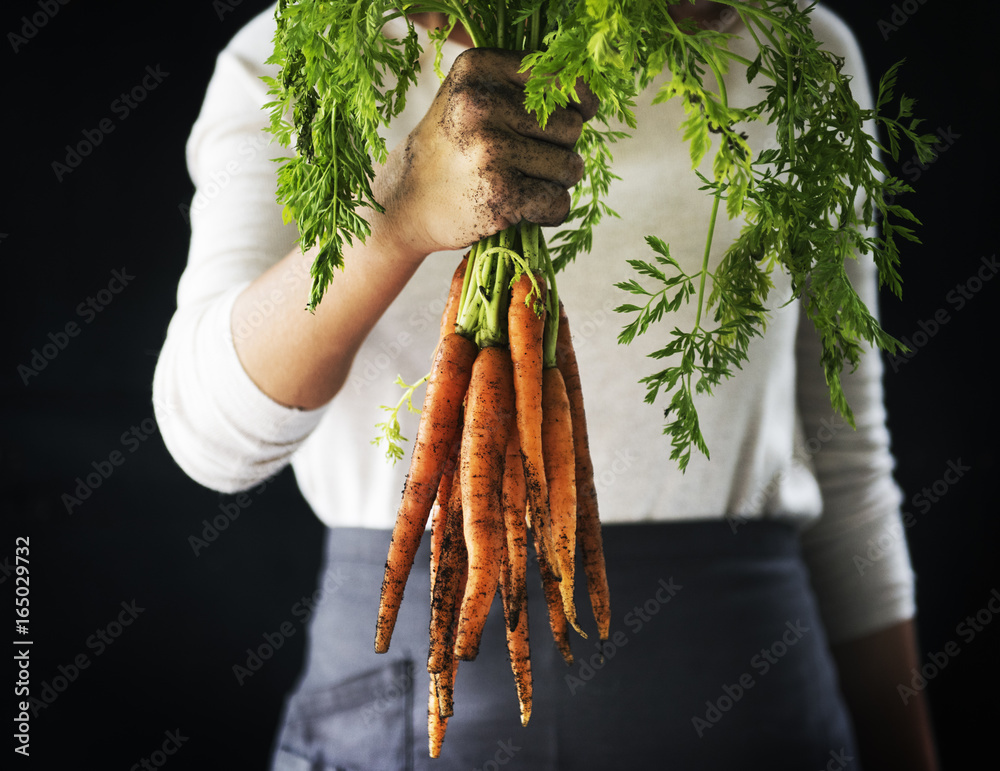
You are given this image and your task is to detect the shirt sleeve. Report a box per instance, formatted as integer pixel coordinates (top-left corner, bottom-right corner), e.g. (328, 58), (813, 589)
(794, 4), (916, 645)
(152, 11), (326, 493)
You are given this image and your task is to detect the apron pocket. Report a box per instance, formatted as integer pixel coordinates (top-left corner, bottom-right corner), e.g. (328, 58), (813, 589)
(271, 658), (415, 771)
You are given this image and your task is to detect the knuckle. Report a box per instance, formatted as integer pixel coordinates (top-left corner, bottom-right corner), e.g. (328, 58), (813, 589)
(449, 47), (479, 75)
(447, 89), (490, 125)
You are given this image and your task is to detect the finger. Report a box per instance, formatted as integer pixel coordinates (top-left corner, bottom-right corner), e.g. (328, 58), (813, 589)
(503, 103), (584, 150)
(506, 135), (585, 190)
(474, 126), (584, 192)
(510, 175), (572, 227)
(458, 48), (599, 127)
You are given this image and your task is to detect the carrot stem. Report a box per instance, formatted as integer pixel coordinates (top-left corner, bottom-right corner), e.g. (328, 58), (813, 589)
(541, 237), (559, 369)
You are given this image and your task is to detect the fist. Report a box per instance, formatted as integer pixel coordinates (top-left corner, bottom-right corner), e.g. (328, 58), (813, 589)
(375, 48), (599, 258)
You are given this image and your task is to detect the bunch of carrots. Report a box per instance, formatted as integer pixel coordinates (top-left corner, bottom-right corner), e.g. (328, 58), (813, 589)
(373, 221), (610, 757)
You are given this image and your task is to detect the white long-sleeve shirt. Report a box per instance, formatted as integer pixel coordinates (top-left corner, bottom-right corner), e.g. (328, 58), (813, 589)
(153, 4), (916, 644)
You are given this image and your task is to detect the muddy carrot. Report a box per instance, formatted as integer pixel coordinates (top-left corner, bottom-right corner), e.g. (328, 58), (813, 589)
(531, 501), (574, 666)
(500, 530), (532, 726)
(375, 331), (478, 654)
(428, 453), (466, 674)
(508, 271), (558, 580)
(556, 301), (610, 640)
(454, 344), (514, 661)
(542, 365), (584, 637)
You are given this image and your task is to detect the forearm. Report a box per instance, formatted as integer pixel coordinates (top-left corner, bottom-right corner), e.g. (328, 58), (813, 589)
(831, 619), (939, 771)
(231, 197), (426, 411)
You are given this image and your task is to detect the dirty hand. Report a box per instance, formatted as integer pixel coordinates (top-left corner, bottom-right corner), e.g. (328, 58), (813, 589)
(373, 47), (599, 260)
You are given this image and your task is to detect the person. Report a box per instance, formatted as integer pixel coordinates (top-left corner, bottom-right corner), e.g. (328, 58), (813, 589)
(153, 2), (939, 768)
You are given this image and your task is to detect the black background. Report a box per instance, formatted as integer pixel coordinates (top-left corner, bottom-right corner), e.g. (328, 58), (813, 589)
(3, 0), (996, 768)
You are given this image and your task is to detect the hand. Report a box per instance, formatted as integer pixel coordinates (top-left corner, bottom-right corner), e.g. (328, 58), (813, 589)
(668, 0), (740, 33)
(372, 47), (599, 259)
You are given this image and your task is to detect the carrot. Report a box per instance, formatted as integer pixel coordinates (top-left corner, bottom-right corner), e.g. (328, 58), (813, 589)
(542, 365), (584, 637)
(454, 344), (514, 661)
(427, 452), (466, 674)
(508, 271), (558, 580)
(439, 254), (470, 343)
(429, 450), (457, 594)
(428, 675), (445, 757)
(500, 526), (532, 726)
(429, 502), (466, 758)
(531, 501), (574, 666)
(431, 253), (469, 364)
(375, 331), (478, 654)
(556, 301), (610, 640)
(437, 548), (467, 720)
(501, 415), (528, 631)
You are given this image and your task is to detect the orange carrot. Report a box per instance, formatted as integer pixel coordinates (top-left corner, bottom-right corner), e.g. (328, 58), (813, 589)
(428, 675), (446, 758)
(439, 254), (469, 343)
(556, 302), (610, 641)
(542, 365), (584, 637)
(531, 500), (574, 666)
(437, 547), (467, 720)
(375, 331), (478, 654)
(428, 453), (466, 674)
(500, 527), (532, 726)
(431, 253), (469, 364)
(454, 344), (514, 661)
(429, 476), (466, 758)
(508, 271), (558, 580)
(501, 416), (528, 631)
(429, 454), (456, 594)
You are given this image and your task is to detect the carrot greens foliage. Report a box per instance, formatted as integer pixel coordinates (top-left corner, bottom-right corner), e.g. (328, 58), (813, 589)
(263, 0), (936, 470)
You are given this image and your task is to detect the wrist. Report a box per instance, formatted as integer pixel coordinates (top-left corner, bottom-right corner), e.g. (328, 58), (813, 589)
(367, 139), (438, 265)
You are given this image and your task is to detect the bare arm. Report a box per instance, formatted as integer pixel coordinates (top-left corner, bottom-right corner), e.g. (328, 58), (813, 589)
(231, 48), (597, 410)
(831, 619), (940, 770)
